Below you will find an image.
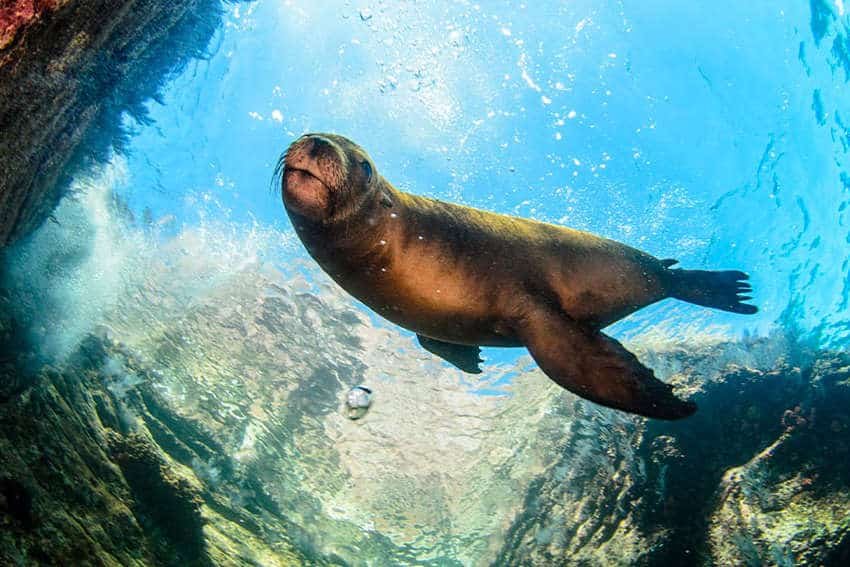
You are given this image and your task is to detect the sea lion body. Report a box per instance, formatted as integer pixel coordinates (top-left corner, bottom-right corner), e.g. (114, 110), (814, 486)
(280, 133), (757, 420)
(299, 192), (665, 344)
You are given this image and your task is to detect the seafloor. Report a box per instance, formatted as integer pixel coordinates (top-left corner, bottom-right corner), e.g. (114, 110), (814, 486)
(1, 283), (850, 565)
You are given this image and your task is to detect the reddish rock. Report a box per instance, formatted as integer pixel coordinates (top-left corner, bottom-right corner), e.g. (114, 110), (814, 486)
(0, 1), (62, 50)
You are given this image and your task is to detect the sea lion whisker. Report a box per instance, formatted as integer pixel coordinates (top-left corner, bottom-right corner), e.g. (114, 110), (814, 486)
(270, 152), (288, 194)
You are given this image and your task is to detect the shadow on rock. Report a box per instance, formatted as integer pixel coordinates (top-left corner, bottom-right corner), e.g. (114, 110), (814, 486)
(109, 432), (210, 566)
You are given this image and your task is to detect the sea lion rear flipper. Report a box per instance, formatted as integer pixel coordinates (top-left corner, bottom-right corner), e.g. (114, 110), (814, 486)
(416, 335), (483, 374)
(518, 309), (696, 420)
(668, 268), (758, 314)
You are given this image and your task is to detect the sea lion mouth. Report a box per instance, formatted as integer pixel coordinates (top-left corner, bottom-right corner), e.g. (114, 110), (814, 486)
(280, 134), (353, 220)
(283, 165), (328, 189)
(281, 160), (334, 219)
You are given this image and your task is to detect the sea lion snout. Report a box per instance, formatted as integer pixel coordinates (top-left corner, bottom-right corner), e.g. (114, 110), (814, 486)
(306, 134), (335, 158)
(281, 133), (380, 223)
(285, 134), (347, 180)
(281, 134), (348, 220)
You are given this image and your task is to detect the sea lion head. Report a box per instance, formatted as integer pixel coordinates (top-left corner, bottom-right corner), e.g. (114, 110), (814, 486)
(279, 133), (379, 223)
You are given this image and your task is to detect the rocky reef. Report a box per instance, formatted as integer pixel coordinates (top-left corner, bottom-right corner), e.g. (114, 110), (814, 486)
(0, 330), (320, 565)
(1, 226), (848, 565)
(0, 0), (239, 247)
(498, 339), (850, 566)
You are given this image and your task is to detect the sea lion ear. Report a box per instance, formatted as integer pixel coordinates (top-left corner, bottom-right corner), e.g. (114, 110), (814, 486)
(380, 191), (393, 208)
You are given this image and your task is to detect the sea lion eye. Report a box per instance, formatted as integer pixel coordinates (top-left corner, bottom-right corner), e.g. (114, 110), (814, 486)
(361, 160), (373, 183)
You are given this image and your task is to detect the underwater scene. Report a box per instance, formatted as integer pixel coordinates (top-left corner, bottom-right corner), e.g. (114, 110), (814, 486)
(2, 0), (850, 565)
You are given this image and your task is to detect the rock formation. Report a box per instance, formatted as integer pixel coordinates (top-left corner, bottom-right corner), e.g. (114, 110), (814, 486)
(1, 205), (847, 564)
(0, 0), (235, 247)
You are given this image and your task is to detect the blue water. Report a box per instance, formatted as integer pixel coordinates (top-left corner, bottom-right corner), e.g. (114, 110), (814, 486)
(103, 1), (850, 356)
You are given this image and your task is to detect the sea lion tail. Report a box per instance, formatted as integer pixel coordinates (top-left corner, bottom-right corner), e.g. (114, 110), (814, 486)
(668, 268), (758, 314)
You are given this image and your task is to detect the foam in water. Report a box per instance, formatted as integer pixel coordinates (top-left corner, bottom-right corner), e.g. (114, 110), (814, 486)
(3, 161), (141, 362)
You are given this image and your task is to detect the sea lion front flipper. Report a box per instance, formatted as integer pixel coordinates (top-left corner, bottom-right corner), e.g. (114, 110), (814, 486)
(518, 309), (696, 420)
(416, 335), (483, 374)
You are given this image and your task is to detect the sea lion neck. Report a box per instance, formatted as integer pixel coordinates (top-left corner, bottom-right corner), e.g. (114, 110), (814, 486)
(290, 177), (398, 266)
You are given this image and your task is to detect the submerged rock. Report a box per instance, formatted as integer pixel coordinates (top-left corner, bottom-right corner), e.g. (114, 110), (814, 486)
(2, 259), (849, 565)
(495, 340), (850, 566)
(0, 0), (247, 247)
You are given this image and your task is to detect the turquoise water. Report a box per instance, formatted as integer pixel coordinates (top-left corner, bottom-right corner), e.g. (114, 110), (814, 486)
(5, 1), (850, 564)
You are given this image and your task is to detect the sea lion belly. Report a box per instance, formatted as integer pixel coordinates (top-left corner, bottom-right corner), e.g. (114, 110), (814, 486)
(311, 233), (521, 346)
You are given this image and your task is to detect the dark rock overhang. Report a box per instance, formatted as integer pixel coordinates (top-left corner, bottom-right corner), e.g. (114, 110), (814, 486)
(0, 0), (246, 248)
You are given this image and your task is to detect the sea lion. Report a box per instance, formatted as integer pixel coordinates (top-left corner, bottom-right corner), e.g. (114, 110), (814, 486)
(278, 133), (757, 420)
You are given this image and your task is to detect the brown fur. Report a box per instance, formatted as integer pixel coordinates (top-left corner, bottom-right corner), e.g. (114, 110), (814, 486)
(280, 134), (756, 419)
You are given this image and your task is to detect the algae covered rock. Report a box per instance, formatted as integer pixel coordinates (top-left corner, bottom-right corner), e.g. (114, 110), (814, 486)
(492, 337), (850, 566)
(0, 321), (324, 566)
(108, 432), (208, 564)
(2, 205), (850, 564)
(0, 0), (248, 247)
(707, 355), (850, 566)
